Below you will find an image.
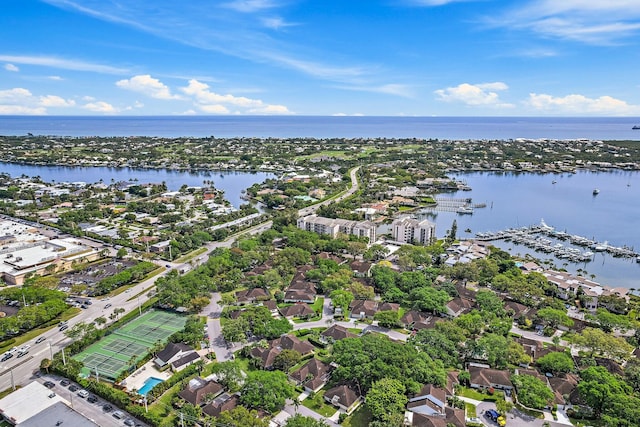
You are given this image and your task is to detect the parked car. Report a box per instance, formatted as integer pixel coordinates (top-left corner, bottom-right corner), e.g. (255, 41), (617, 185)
(35, 336), (46, 344)
(43, 381), (55, 389)
(87, 394), (98, 403)
(112, 410), (124, 419)
(60, 379), (70, 386)
(124, 419), (135, 426)
(103, 404), (113, 412)
(68, 384), (79, 392)
(77, 389), (89, 398)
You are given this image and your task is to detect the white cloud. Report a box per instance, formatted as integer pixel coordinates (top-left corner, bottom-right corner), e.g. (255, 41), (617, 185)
(116, 75), (181, 100)
(48, 75), (63, 81)
(39, 95), (76, 107)
(4, 63), (19, 72)
(0, 54), (128, 74)
(492, 0), (640, 44)
(435, 82), (514, 107)
(83, 101), (118, 113)
(332, 112), (365, 116)
(0, 87), (75, 114)
(261, 17), (297, 30)
(181, 79), (291, 114)
(335, 83), (414, 98)
(223, 0), (280, 13)
(526, 93), (640, 115)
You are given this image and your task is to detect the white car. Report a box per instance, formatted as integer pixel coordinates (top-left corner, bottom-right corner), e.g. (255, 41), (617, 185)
(77, 390), (89, 398)
(19, 345), (30, 352)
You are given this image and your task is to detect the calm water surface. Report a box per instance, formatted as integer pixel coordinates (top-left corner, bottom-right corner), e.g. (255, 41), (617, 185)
(0, 162), (272, 209)
(416, 170), (640, 288)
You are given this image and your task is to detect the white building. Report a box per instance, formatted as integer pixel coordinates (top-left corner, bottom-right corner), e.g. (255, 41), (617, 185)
(297, 215), (376, 243)
(391, 217), (436, 245)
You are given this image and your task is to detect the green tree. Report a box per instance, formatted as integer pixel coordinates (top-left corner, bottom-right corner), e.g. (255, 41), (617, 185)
(572, 327), (634, 361)
(329, 289), (354, 314)
(284, 414), (329, 427)
(537, 352), (575, 375)
(578, 366), (631, 416)
(537, 308), (574, 329)
(366, 378), (408, 424)
(216, 406), (270, 427)
(240, 370), (295, 414)
(374, 310), (400, 328)
(273, 349), (302, 372)
(511, 374), (554, 409)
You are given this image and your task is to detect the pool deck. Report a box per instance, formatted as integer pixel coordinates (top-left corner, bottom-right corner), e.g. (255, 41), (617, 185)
(122, 359), (171, 393)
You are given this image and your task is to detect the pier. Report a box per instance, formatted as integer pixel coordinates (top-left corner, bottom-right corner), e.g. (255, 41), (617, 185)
(425, 197), (487, 214)
(475, 220), (639, 262)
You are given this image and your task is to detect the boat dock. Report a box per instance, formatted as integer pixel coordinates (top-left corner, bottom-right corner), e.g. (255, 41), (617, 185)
(426, 197), (487, 214)
(475, 220), (639, 262)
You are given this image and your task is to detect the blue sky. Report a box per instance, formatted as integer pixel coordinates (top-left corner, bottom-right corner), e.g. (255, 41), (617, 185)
(1, 0), (640, 116)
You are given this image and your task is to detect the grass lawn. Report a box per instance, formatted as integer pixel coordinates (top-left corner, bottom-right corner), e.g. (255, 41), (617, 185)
(458, 387), (502, 401)
(310, 297), (324, 313)
(148, 382), (181, 427)
(466, 402), (477, 417)
(342, 404), (372, 427)
(301, 391), (337, 417)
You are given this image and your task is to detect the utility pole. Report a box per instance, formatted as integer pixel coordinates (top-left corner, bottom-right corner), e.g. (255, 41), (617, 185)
(61, 348), (66, 366)
(138, 296), (142, 316)
(144, 396), (148, 413)
(95, 365), (99, 382)
(9, 369), (15, 391)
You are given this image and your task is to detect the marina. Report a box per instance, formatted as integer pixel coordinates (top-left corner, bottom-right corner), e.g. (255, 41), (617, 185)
(475, 220), (639, 263)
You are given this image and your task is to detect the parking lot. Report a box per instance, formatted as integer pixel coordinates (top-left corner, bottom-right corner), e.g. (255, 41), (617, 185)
(38, 374), (147, 427)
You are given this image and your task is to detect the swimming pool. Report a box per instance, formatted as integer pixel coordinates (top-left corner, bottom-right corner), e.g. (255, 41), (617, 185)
(138, 376), (164, 396)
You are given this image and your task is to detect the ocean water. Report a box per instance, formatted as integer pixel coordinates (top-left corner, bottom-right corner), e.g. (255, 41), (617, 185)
(1, 115), (640, 140)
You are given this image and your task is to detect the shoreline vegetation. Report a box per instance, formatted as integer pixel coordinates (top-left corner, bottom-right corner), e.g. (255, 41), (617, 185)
(1, 136), (640, 174)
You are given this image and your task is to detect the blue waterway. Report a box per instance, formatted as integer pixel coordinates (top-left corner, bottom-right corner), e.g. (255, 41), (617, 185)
(1, 116), (640, 140)
(0, 162), (272, 209)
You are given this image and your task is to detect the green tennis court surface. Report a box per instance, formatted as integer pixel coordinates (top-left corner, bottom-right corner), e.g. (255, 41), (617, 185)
(74, 310), (186, 381)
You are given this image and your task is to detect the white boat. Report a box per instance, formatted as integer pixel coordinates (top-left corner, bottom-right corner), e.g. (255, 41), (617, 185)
(593, 241), (608, 251)
(456, 206), (474, 214)
(593, 189), (600, 195)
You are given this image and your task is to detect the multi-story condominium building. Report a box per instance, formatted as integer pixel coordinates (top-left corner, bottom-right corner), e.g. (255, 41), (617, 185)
(391, 217), (436, 245)
(297, 215), (377, 243)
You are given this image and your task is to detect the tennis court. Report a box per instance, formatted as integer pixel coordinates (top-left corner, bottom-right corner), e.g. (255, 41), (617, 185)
(74, 310), (186, 381)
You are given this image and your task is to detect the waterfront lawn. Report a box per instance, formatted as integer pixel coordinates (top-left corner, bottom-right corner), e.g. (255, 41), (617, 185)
(301, 391), (337, 417)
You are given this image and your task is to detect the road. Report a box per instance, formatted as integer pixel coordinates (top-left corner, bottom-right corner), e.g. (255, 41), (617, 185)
(298, 166), (360, 217)
(0, 262), (174, 391)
